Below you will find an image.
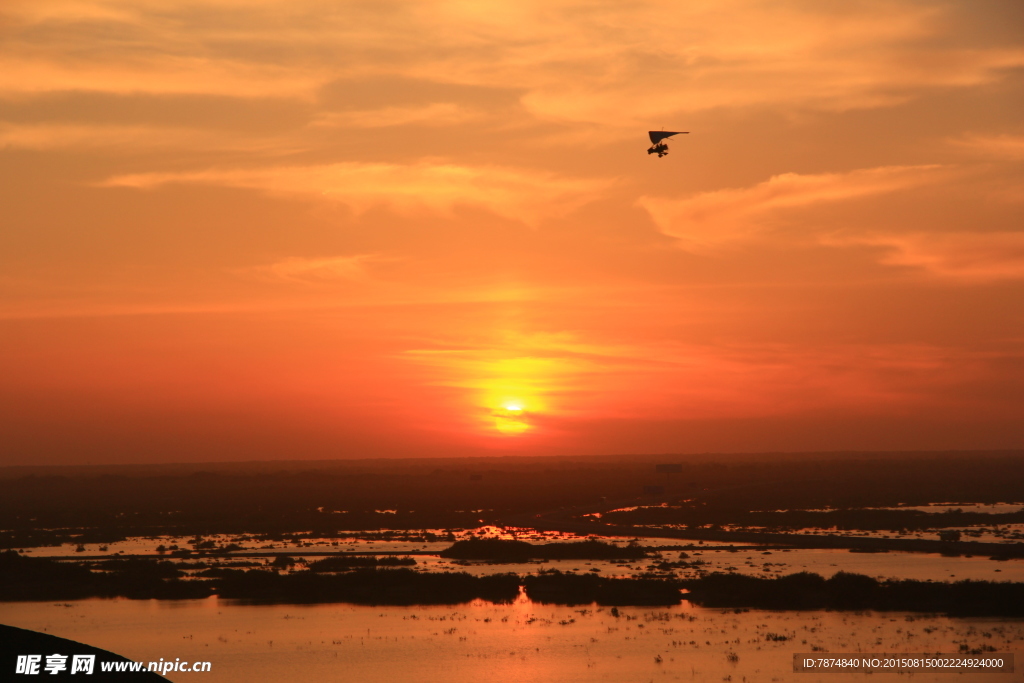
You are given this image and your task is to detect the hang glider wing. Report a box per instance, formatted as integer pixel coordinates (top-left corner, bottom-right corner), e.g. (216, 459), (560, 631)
(648, 131), (688, 144)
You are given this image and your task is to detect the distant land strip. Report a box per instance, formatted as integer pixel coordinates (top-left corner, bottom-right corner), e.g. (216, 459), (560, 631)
(43, 545), (764, 562)
(521, 520), (1024, 558)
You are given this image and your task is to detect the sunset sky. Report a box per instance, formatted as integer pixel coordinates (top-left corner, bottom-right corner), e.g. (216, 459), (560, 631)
(2, 0), (1022, 464)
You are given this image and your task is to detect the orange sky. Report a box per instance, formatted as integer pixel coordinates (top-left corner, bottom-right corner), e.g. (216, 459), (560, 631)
(2, 0), (1022, 464)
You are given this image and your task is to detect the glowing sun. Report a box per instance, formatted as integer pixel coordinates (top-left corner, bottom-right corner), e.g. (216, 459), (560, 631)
(493, 402), (531, 435)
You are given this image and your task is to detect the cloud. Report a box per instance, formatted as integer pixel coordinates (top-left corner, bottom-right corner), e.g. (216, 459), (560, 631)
(0, 121), (292, 152)
(866, 232), (1024, 281)
(0, 55), (325, 100)
(4, 0), (1022, 129)
(640, 164), (1024, 281)
(402, 326), (1018, 427)
(505, 3), (1024, 125)
(100, 161), (611, 225)
(309, 103), (480, 128)
(239, 254), (380, 284)
(0, 122), (157, 150)
(951, 134), (1024, 161)
(638, 165), (946, 251)
(1, 0), (328, 98)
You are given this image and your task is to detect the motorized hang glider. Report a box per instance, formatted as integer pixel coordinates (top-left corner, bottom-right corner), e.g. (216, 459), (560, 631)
(647, 130), (688, 158)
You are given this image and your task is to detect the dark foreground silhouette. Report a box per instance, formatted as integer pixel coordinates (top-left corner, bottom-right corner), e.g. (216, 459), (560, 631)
(0, 624), (168, 681)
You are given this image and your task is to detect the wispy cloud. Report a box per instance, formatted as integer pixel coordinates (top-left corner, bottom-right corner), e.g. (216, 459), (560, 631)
(239, 254), (381, 284)
(100, 162), (611, 225)
(3, 0), (1023, 458)
(0, 55), (326, 100)
(310, 103), (480, 129)
(403, 329), (1017, 427)
(4, 0), (1022, 126)
(638, 165), (947, 251)
(640, 165), (1024, 282)
(951, 133), (1024, 161)
(865, 232), (1024, 282)
(0, 121), (295, 152)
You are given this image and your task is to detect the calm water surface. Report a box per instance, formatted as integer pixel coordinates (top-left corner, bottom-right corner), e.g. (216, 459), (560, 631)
(3, 597), (1021, 683)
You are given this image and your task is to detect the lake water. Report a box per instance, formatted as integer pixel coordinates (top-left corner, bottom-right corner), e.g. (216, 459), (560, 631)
(10, 525), (1021, 680)
(3, 596), (1021, 682)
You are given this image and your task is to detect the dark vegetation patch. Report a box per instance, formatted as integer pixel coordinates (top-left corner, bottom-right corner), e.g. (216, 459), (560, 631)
(216, 568), (520, 604)
(523, 570), (683, 605)
(306, 555), (416, 572)
(4, 552), (1024, 614)
(684, 571), (1024, 617)
(439, 538), (646, 561)
(0, 551), (511, 604)
(0, 551), (208, 600)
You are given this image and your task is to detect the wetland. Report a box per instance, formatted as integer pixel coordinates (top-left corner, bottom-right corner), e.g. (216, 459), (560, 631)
(3, 450), (1023, 681)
